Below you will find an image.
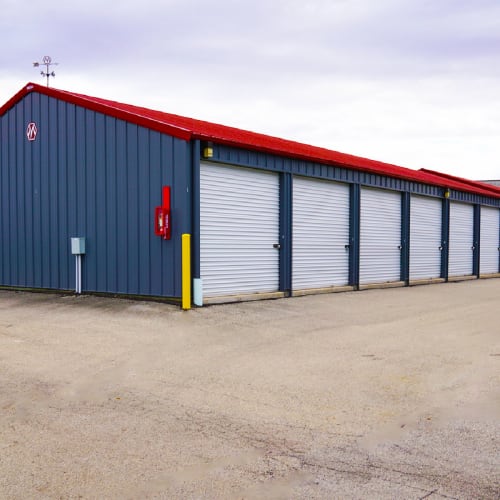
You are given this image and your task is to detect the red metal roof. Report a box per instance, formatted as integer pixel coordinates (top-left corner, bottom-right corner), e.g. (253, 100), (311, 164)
(1, 82), (499, 199)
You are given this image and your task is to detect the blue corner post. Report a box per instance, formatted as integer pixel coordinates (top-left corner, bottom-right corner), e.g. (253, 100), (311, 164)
(441, 198), (450, 280)
(400, 192), (411, 284)
(349, 183), (360, 288)
(191, 140), (201, 305)
(279, 173), (292, 294)
(473, 204), (481, 277)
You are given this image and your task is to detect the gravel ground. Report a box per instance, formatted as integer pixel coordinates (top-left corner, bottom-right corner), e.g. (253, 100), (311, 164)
(0, 279), (499, 499)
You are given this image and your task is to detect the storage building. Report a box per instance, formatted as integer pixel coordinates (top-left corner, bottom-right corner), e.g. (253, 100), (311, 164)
(1, 83), (499, 306)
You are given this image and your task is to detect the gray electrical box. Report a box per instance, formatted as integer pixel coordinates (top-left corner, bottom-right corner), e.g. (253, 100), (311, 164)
(71, 237), (86, 255)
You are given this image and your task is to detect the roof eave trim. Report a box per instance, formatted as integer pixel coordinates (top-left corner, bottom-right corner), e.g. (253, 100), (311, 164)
(195, 135), (500, 199)
(0, 84), (33, 116)
(1, 83), (193, 142)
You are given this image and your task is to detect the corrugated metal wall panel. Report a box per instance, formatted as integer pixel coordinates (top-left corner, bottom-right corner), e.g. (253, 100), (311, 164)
(448, 202), (474, 276)
(214, 146), (500, 207)
(360, 188), (402, 284)
(200, 162), (280, 298)
(0, 110), (9, 284)
(0, 92), (190, 298)
(292, 176), (350, 289)
(213, 145), (451, 199)
(409, 196), (442, 280)
(480, 207), (500, 274)
(450, 190), (500, 206)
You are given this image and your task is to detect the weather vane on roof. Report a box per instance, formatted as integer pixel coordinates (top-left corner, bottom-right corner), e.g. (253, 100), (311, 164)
(33, 56), (58, 87)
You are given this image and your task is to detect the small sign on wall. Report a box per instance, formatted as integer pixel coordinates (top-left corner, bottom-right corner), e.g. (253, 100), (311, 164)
(26, 122), (38, 141)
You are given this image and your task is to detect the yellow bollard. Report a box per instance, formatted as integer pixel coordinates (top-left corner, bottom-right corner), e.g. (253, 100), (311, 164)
(182, 234), (191, 310)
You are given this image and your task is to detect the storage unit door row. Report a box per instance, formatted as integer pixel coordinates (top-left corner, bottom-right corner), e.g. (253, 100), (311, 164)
(199, 164), (500, 300)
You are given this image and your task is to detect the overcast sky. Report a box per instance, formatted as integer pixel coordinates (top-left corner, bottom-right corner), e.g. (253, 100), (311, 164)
(1, 0), (499, 180)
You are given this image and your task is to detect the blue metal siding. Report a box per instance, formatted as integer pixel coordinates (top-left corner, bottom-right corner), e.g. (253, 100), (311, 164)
(6, 108), (14, 284)
(450, 189), (500, 207)
(191, 140), (201, 281)
(95, 112), (107, 292)
(1, 110), (9, 284)
(0, 93), (190, 298)
(116, 119), (128, 293)
(211, 144), (449, 198)
(16, 104), (26, 286)
(57, 101), (69, 288)
(172, 137), (192, 295)
(40, 94), (51, 287)
(47, 98), (58, 288)
(210, 144), (500, 207)
(149, 131), (162, 294)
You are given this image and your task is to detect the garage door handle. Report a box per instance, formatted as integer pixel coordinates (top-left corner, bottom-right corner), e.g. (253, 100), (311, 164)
(344, 244), (350, 250)
(397, 245), (403, 250)
(438, 246), (443, 251)
(471, 246), (475, 251)
(273, 243), (281, 250)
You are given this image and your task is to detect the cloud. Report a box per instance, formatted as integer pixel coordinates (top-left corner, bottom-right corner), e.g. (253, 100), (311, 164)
(1, 0), (499, 179)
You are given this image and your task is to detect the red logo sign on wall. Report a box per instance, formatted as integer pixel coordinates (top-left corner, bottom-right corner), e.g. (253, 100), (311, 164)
(26, 122), (38, 141)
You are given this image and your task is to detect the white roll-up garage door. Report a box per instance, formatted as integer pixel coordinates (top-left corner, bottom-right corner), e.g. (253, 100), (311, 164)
(200, 163), (280, 298)
(409, 196), (442, 280)
(292, 176), (350, 290)
(480, 207), (500, 274)
(360, 188), (402, 284)
(448, 202), (474, 277)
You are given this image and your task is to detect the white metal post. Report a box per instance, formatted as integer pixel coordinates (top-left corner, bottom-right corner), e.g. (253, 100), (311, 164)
(75, 254), (81, 294)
